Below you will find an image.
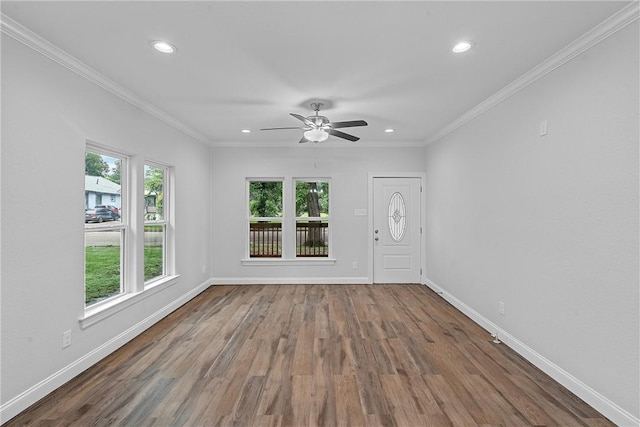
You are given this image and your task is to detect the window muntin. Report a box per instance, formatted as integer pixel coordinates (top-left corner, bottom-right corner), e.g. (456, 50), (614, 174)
(84, 150), (125, 306)
(144, 164), (168, 283)
(248, 180), (283, 257)
(295, 180), (329, 257)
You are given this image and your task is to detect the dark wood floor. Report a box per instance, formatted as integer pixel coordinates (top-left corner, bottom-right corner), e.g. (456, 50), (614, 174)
(5, 285), (614, 426)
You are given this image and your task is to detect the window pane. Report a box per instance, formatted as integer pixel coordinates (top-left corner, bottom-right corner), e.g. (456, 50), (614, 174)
(296, 181), (329, 257)
(249, 220), (282, 257)
(85, 152), (122, 225)
(295, 181), (329, 217)
(85, 230), (123, 305)
(144, 166), (164, 221)
(144, 165), (167, 283)
(296, 220), (329, 257)
(248, 181), (283, 258)
(144, 225), (165, 281)
(249, 181), (283, 218)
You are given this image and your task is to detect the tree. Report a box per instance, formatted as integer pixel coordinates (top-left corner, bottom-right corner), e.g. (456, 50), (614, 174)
(145, 167), (164, 219)
(249, 182), (283, 218)
(108, 160), (121, 185)
(85, 152), (109, 177)
(296, 181), (328, 247)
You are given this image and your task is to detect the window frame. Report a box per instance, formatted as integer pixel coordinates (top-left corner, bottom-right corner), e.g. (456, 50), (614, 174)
(242, 176), (335, 265)
(81, 143), (179, 329)
(294, 178), (331, 258)
(246, 178), (284, 259)
(84, 144), (128, 308)
(143, 161), (172, 286)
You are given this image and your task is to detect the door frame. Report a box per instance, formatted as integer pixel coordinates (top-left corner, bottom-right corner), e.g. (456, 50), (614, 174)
(368, 172), (426, 284)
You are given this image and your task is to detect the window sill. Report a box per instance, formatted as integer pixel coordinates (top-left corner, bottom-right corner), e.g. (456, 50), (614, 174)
(80, 275), (180, 329)
(241, 258), (336, 266)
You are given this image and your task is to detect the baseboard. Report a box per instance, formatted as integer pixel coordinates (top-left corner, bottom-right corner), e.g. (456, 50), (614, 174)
(424, 278), (639, 427)
(211, 276), (371, 285)
(0, 278), (213, 424)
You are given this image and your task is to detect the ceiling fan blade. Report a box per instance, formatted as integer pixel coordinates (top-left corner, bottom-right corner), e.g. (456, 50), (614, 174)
(328, 129), (359, 142)
(330, 120), (368, 129)
(290, 113), (316, 128)
(260, 126), (305, 131)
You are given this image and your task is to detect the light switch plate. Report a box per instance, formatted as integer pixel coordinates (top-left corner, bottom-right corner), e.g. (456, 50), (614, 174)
(540, 120), (548, 136)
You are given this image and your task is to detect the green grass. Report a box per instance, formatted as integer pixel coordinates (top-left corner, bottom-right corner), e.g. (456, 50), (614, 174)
(85, 246), (121, 304)
(85, 246), (163, 305)
(144, 246), (164, 281)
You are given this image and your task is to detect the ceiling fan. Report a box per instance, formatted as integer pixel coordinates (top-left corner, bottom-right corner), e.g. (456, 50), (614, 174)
(260, 102), (368, 143)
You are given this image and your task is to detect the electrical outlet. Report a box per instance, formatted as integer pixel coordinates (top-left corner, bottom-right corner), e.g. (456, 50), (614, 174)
(352, 261), (358, 270)
(499, 301), (505, 315)
(62, 330), (72, 348)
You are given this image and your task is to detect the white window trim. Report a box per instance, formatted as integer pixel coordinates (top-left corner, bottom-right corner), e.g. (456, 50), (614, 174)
(143, 160), (174, 286)
(244, 177), (333, 263)
(241, 258), (336, 266)
(85, 143), (128, 307)
(246, 178), (285, 259)
(80, 274), (180, 329)
(293, 178), (332, 259)
(82, 143), (178, 327)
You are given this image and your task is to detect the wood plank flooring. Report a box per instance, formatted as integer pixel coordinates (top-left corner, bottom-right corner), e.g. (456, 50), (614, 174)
(4, 285), (614, 426)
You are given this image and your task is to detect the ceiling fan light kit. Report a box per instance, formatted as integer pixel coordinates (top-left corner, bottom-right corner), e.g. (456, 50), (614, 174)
(304, 128), (329, 142)
(261, 102), (368, 143)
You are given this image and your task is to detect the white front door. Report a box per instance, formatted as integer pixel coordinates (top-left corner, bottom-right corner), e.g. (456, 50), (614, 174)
(373, 177), (422, 283)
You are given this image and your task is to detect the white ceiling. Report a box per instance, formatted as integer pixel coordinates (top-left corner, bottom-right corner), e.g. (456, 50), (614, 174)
(1, 1), (631, 146)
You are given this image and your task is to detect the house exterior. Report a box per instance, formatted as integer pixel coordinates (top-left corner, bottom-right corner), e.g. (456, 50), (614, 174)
(84, 175), (121, 209)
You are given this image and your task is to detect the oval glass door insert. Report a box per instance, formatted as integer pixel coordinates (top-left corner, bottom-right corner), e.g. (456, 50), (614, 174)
(388, 192), (406, 242)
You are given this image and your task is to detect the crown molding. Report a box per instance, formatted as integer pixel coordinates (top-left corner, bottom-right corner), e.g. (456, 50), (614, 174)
(3, 2), (636, 150)
(210, 139), (428, 149)
(0, 13), (212, 145)
(427, 2), (640, 145)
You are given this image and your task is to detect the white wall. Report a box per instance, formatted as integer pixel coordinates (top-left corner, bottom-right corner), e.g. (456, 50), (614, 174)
(211, 145), (426, 283)
(424, 21), (639, 422)
(1, 36), (211, 419)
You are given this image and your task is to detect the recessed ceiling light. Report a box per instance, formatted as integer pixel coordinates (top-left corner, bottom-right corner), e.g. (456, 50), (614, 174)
(384, 128), (395, 133)
(151, 40), (177, 54)
(241, 129), (251, 133)
(452, 41), (472, 53)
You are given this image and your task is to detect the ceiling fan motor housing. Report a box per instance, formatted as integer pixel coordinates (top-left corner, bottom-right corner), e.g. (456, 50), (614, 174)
(308, 115), (331, 128)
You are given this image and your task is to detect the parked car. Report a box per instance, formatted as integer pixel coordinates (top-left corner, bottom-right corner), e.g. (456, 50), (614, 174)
(94, 205), (120, 219)
(85, 207), (117, 223)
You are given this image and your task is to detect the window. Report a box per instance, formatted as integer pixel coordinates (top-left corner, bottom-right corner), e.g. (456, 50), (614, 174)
(248, 180), (283, 257)
(83, 144), (177, 325)
(84, 149), (125, 306)
(144, 163), (168, 283)
(295, 180), (329, 257)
